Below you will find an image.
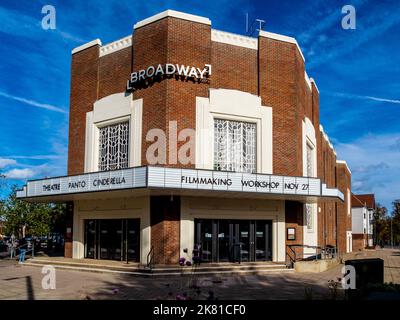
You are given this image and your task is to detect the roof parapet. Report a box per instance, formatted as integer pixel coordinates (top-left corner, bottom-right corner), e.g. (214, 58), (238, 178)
(259, 30), (305, 62)
(133, 9), (211, 29)
(336, 160), (351, 174)
(71, 39), (102, 55)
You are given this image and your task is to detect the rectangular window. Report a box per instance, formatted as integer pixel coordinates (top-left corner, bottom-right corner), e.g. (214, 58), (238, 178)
(214, 119), (256, 173)
(98, 121), (129, 171)
(306, 143), (313, 177)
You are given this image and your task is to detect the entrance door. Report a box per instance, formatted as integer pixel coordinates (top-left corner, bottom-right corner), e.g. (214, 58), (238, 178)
(84, 218), (140, 262)
(194, 219), (273, 263)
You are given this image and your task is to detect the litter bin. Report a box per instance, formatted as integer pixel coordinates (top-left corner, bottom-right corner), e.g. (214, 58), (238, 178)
(345, 258), (384, 299)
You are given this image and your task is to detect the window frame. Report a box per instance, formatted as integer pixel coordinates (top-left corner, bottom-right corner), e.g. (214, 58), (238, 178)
(213, 117), (258, 174)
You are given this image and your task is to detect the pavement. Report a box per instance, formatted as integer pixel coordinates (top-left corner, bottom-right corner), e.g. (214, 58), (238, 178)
(0, 248), (399, 300)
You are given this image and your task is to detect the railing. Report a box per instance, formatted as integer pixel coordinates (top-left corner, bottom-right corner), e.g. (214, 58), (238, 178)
(146, 245), (154, 270)
(10, 242), (35, 263)
(286, 244), (337, 268)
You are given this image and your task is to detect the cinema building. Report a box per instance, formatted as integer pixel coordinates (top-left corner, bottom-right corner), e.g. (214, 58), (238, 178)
(17, 10), (352, 266)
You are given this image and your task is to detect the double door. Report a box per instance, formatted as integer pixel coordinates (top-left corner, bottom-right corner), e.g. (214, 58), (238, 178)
(84, 218), (140, 262)
(195, 219), (272, 263)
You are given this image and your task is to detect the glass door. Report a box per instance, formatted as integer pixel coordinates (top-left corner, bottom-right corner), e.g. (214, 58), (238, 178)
(99, 219), (123, 260)
(126, 219), (140, 262)
(84, 220), (97, 259)
(255, 220), (272, 261)
(218, 220), (231, 262)
(195, 219), (213, 262)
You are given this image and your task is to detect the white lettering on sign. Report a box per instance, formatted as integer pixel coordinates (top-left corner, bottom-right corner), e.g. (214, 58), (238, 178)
(127, 63), (211, 90)
(22, 167), (323, 198)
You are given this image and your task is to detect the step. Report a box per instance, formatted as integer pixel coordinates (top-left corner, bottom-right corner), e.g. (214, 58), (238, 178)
(23, 259), (292, 276)
(22, 261), (293, 277)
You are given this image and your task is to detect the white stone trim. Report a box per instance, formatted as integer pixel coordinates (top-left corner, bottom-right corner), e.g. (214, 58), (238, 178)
(100, 35), (132, 57)
(305, 71), (312, 91)
(259, 30), (305, 62)
(319, 124), (337, 156)
(196, 88), (273, 174)
(310, 77), (319, 93)
(134, 10), (211, 29)
(337, 160), (352, 174)
(72, 197), (150, 264)
(84, 93), (143, 172)
(180, 197), (286, 263)
(72, 39), (102, 55)
(302, 117), (317, 177)
(211, 29), (257, 50)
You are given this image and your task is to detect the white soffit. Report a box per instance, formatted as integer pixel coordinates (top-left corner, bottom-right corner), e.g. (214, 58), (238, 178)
(211, 29), (258, 50)
(100, 35), (132, 57)
(134, 10), (211, 29)
(259, 30), (305, 62)
(72, 39), (102, 55)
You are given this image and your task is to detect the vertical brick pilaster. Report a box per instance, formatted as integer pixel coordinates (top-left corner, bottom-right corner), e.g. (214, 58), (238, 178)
(150, 196), (181, 264)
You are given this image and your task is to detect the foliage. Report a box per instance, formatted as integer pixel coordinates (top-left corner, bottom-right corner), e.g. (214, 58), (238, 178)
(0, 185), (66, 238)
(391, 200), (400, 245)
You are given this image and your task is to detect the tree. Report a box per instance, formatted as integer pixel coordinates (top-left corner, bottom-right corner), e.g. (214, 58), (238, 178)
(0, 185), (66, 238)
(391, 200), (400, 245)
(373, 204), (390, 245)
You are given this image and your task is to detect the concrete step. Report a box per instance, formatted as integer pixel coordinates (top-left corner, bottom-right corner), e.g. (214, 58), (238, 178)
(22, 258), (292, 277)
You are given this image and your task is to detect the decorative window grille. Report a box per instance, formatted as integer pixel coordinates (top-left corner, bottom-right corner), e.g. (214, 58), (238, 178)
(98, 121), (129, 171)
(306, 204), (313, 231)
(306, 143), (313, 177)
(214, 119), (256, 173)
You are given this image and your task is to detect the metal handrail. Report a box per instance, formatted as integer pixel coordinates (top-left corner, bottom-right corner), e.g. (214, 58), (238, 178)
(146, 245), (154, 270)
(286, 244), (337, 268)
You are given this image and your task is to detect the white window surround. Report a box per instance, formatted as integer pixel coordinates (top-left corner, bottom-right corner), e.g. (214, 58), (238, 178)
(84, 93), (143, 172)
(196, 88), (272, 174)
(302, 117), (317, 178)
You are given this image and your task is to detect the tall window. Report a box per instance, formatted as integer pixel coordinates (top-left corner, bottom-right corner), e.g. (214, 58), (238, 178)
(214, 119), (256, 173)
(306, 143), (314, 177)
(98, 121), (129, 171)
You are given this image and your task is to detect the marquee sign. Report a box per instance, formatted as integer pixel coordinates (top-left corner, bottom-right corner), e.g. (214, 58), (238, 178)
(127, 63), (211, 90)
(14, 166), (345, 200)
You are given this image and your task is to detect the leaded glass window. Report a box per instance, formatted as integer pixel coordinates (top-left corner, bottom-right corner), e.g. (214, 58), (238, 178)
(214, 119), (256, 173)
(98, 121), (129, 171)
(306, 143), (313, 177)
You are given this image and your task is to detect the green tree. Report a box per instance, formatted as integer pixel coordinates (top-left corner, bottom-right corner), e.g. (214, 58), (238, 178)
(391, 200), (400, 245)
(0, 185), (66, 238)
(373, 204), (390, 245)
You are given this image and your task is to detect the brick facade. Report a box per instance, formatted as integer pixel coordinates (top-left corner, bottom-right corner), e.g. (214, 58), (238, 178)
(66, 11), (351, 263)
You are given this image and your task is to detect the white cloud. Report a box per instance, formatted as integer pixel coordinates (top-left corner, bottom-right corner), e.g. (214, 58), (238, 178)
(324, 91), (400, 105)
(4, 168), (35, 180)
(0, 91), (67, 114)
(0, 158), (17, 169)
(335, 133), (400, 209)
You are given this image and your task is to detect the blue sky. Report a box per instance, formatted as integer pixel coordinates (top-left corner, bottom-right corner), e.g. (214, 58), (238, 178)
(0, 0), (399, 211)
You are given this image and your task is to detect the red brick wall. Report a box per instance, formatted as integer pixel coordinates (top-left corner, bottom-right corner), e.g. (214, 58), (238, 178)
(285, 201), (304, 261)
(64, 202), (74, 258)
(211, 42), (258, 95)
(68, 45), (100, 175)
(336, 162), (352, 255)
(98, 46), (132, 99)
(259, 37), (304, 177)
(150, 196), (180, 264)
(352, 234), (366, 251)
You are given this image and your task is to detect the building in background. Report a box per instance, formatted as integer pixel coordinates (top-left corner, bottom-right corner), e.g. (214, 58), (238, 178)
(17, 10), (352, 266)
(352, 193), (375, 250)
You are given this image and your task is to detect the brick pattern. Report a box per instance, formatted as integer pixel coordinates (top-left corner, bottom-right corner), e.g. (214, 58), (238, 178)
(68, 45), (99, 175)
(64, 202), (74, 258)
(336, 162), (352, 255)
(211, 42), (258, 95)
(66, 17), (352, 262)
(150, 196), (181, 264)
(98, 46), (132, 99)
(285, 201), (304, 260)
